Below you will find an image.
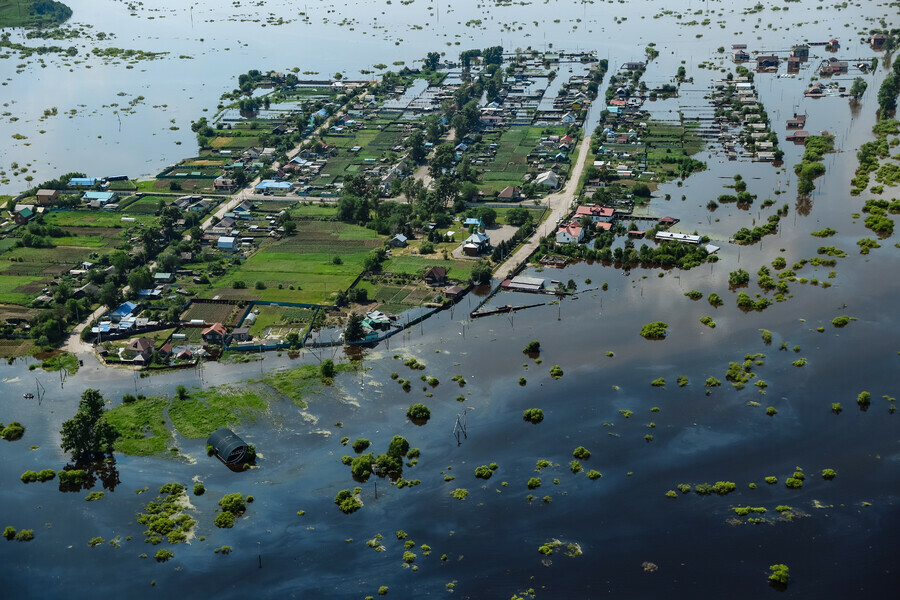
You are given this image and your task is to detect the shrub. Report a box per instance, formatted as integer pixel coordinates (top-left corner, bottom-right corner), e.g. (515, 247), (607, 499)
(666, 490), (677, 498)
(523, 408), (544, 424)
(831, 403), (843, 414)
(20, 470), (38, 483)
(700, 316), (716, 328)
(760, 329), (773, 344)
(650, 377), (665, 387)
(677, 484), (691, 494)
(527, 478), (541, 489)
(728, 269), (750, 285)
(406, 404), (431, 421)
(450, 488), (468, 500)
(378, 586), (389, 596)
(214, 512), (235, 528)
(822, 468), (836, 480)
(334, 489), (362, 514)
(549, 365), (564, 379)
(523, 340), (541, 353)
(784, 478), (803, 489)
(37, 469), (55, 482)
(705, 377), (721, 387)
(765, 476), (777, 485)
(474, 465), (493, 479)
(155, 549), (174, 562)
(570, 460), (583, 474)
(572, 446), (591, 459)
(352, 438), (371, 452)
(214, 545), (233, 554)
(519, 377), (527, 386)
(57, 469), (86, 486)
(713, 481), (736, 495)
(1, 421), (25, 441)
(218, 493), (246, 515)
(640, 322), (668, 339)
(586, 470), (602, 480)
(677, 375), (688, 387)
(14, 529), (34, 542)
(708, 293), (723, 306)
(351, 453), (374, 479)
(857, 391), (871, 406)
(832, 316), (852, 327)
(766, 406), (778, 416)
(193, 483), (205, 496)
(3, 526), (16, 540)
(684, 290), (703, 300)
(768, 564), (790, 586)
(85, 491), (104, 501)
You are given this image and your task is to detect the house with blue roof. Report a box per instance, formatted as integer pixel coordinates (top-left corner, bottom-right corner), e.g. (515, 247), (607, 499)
(83, 191), (118, 205)
(109, 301), (139, 322)
(255, 180), (292, 191)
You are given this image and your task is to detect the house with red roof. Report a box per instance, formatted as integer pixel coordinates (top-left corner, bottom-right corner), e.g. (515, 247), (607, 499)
(202, 323), (227, 344)
(556, 223), (584, 244)
(574, 204), (615, 223)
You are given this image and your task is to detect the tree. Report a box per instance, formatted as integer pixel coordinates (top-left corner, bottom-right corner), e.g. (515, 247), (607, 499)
(60, 389), (118, 461)
(345, 313), (365, 342)
(470, 260), (492, 284)
(429, 144), (456, 179)
(320, 359), (335, 378)
(424, 51), (440, 71)
(405, 129), (427, 163)
(407, 403), (431, 421)
(849, 77), (868, 99)
(639, 322), (669, 339)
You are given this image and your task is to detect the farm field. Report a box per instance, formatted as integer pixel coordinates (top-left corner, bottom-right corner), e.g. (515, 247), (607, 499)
(43, 210), (157, 228)
(244, 304), (320, 338)
(381, 255), (474, 282)
(478, 126), (571, 194)
(202, 221), (383, 305)
(181, 302), (244, 326)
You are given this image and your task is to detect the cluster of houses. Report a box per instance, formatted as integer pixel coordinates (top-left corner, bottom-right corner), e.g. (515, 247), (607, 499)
(710, 77), (778, 161)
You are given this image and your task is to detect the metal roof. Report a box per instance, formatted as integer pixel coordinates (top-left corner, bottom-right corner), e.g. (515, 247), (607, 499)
(207, 428), (248, 465)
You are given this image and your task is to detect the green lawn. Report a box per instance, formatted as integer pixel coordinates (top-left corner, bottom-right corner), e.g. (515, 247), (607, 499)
(203, 221), (383, 304)
(383, 256), (474, 281)
(0, 275), (47, 304)
(44, 210), (156, 228)
(105, 396), (172, 456)
(169, 385), (267, 439)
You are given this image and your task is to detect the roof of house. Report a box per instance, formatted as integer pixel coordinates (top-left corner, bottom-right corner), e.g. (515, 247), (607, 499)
(110, 301), (138, 318)
(575, 205), (615, 219)
(392, 233), (408, 243)
(202, 323), (227, 337)
(126, 337), (155, 353)
(498, 185), (521, 198)
(557, 223), (583, 238)
(424, 266), (447, 280)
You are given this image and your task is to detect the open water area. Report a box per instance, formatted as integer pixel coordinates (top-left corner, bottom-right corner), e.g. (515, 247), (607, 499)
(2, 0), (900, 598)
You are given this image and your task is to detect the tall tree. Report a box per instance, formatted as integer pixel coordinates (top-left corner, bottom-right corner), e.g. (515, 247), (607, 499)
(60, 389), (118, 461)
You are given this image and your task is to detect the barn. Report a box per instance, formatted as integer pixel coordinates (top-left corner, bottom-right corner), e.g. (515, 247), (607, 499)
(207, 428), (249, 464)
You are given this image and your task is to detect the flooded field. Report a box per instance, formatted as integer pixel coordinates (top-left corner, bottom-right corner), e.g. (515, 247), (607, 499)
(1, 0), (899, 598)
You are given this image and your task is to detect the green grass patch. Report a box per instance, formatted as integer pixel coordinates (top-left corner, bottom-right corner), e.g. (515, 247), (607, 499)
(104, 397), (171, 456)
(169, 385), (267, 439)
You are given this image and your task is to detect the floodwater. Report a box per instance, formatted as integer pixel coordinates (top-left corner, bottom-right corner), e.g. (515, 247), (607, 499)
(2, 1), (900, 598)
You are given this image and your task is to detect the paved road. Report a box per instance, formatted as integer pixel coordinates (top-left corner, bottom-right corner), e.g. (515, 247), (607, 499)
(493, 134), (592, 279)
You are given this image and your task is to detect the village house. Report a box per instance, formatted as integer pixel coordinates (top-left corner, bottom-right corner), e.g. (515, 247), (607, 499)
(389, 233), (408, 248)
(870, 33), (886, 49)
(574, 204), (615, 224)
(534, 171), (559, 189)
(756, 55), (779, 69)
(423, 266), (447, 286)
(786, 113), (807, 129)
(820, 57), (848, 75)
(230, 327), (251, 343)
(732, 49), (750, 62)
(214, 177), (236, 191)
(497, 185), (523, 200)
(35, 189), (59, 206)
(12, 207), (33, 225)
(126, 337), (155, 362)
(556, 223), (584, 245)
(83, 191), (118, 206)
(202, 323), (227, 344)
(217, 236), (237, 252)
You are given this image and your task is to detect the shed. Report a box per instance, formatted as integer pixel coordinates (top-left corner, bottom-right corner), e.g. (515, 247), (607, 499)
(207, 428), (249, 464)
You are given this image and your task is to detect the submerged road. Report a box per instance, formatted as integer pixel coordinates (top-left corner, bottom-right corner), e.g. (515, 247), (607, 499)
(493, 133), (592, 279)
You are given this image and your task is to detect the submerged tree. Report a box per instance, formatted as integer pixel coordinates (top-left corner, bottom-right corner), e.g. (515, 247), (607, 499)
(60, 389), (118, 461)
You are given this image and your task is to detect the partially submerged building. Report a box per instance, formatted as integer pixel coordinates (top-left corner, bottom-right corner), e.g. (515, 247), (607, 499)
(207, 428), (249, 465)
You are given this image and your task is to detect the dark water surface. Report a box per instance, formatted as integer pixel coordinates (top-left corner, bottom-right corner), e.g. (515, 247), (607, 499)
(2, 0), (899, 598)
